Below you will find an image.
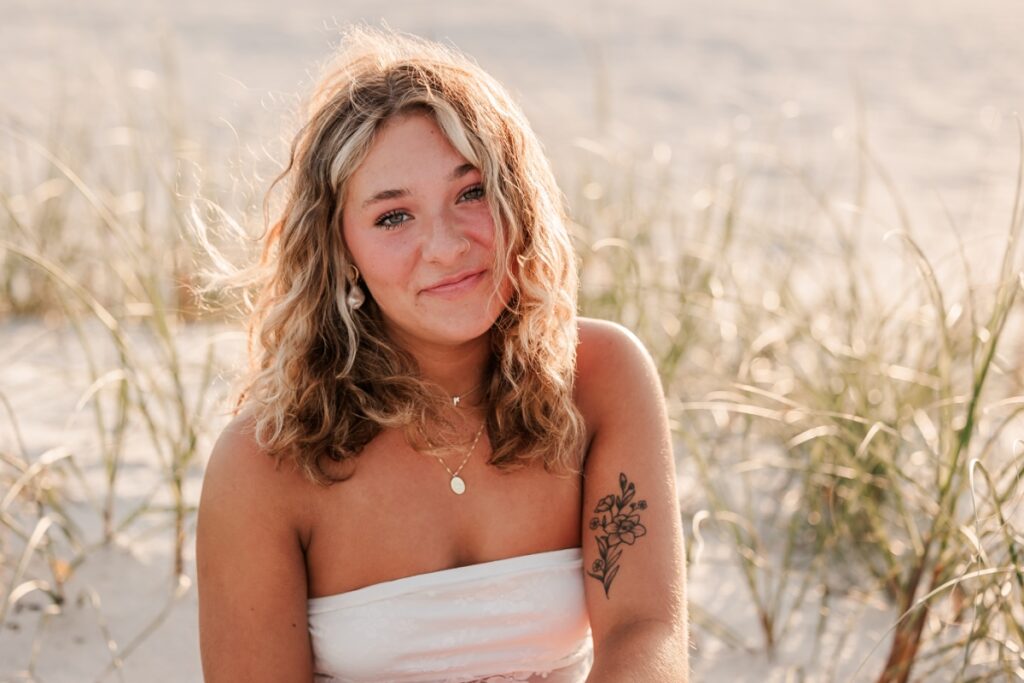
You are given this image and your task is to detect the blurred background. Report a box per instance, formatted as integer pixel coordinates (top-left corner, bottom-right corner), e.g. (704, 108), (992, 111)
(2, 0), (1023, 680)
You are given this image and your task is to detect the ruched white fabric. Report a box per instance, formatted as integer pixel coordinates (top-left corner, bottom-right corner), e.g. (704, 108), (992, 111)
(307, 547), (593, 682)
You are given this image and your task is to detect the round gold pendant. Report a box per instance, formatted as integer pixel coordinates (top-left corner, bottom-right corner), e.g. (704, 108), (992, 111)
(450, 476), (466, 495)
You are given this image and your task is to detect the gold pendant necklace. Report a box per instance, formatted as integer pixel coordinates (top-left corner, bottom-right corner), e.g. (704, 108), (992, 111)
(431, 423), (485, 495)
(451, 382), (482, 408)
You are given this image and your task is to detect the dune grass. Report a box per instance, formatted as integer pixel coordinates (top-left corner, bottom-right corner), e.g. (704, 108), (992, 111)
(0, 59), (246, 680)
(1, 61), (1023, 682)
(569, 120), (1024, 678)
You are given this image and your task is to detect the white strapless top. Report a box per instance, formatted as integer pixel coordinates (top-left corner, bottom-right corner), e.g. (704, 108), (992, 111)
(307, 547), (593, 682)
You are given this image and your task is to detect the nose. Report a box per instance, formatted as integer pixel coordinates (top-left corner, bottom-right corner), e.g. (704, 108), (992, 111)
(421, 209), (471, 264)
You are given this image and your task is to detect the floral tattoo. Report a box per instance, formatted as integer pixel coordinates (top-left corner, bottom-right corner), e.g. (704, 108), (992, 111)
(587, 472), (648, 597)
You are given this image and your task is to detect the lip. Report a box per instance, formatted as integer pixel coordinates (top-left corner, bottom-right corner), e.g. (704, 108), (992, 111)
(421, 269), (487, 295)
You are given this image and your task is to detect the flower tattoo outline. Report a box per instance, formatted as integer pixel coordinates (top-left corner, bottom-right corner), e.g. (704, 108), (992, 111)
(587, 472), (648, 597)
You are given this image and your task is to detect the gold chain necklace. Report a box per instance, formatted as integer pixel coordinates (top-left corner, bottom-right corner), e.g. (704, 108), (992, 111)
(430, 422), (485, 495)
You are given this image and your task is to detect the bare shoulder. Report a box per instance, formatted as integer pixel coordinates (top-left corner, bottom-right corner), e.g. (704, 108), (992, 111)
(202, 414), (312, 532)
(196, 413), (316, 682)
(207, 412), (280, 471)
(576, 317), (661, 429)
(202, 411), (319, 549)
(577, 317), (652, 367)
(574, 319), (688, 668)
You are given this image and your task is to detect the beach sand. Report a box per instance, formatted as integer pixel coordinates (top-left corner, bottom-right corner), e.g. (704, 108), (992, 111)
(3, 0), (1023, 679)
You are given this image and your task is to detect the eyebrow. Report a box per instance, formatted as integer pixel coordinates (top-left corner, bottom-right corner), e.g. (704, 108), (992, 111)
(360, 163), (477, 209)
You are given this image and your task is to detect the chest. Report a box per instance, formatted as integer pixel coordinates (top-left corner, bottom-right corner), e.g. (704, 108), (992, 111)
(303, 428), (584, 599)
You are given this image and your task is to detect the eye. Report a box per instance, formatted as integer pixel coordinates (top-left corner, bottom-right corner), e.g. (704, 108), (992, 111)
(374, 210), (411, 229)
(458, 184), (485, 203)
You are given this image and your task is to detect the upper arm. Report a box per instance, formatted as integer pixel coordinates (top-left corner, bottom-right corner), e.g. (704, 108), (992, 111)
(577, 319), (688, 647)
(196, 418), (315, 683)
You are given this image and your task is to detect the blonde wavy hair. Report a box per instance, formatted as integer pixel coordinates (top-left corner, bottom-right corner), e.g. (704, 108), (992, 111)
(240, 26), (585, 486)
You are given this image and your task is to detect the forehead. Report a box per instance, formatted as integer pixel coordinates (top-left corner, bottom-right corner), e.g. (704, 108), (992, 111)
(346, 113), (470, 198)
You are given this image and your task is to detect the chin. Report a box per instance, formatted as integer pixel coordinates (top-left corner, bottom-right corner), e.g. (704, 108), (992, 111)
(426, 317), (499, 347)
(381, 310), (499, 350)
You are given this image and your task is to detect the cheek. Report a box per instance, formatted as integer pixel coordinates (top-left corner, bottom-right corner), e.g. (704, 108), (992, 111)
(481, 215), (511, 282)
(354, 241), (415, 299)
(343, 221), (386, 274)
(340, 221), (362, 270)
(494, 281), (514, 317)
(466, 203), (498, 243)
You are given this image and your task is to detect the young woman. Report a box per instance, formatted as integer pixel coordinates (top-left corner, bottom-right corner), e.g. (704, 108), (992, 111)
(196, 27), (689, 683)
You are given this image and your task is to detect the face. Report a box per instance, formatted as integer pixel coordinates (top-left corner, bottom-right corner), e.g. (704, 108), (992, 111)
(341, 112), (510, 351)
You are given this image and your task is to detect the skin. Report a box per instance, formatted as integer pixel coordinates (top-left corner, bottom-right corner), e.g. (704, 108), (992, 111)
(196, 111), (689, 683)
(341, 112), (511, 391)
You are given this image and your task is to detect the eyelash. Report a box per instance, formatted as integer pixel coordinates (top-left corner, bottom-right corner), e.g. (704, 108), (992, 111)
(374, 184), (486, 229)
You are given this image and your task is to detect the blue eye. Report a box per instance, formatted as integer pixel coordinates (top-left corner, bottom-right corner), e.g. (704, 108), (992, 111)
(375, 210), (410, 229)
(459, 184), (485, 202)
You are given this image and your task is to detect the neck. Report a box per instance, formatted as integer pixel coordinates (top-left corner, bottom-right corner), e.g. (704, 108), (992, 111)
(390, 330), (492, 401)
